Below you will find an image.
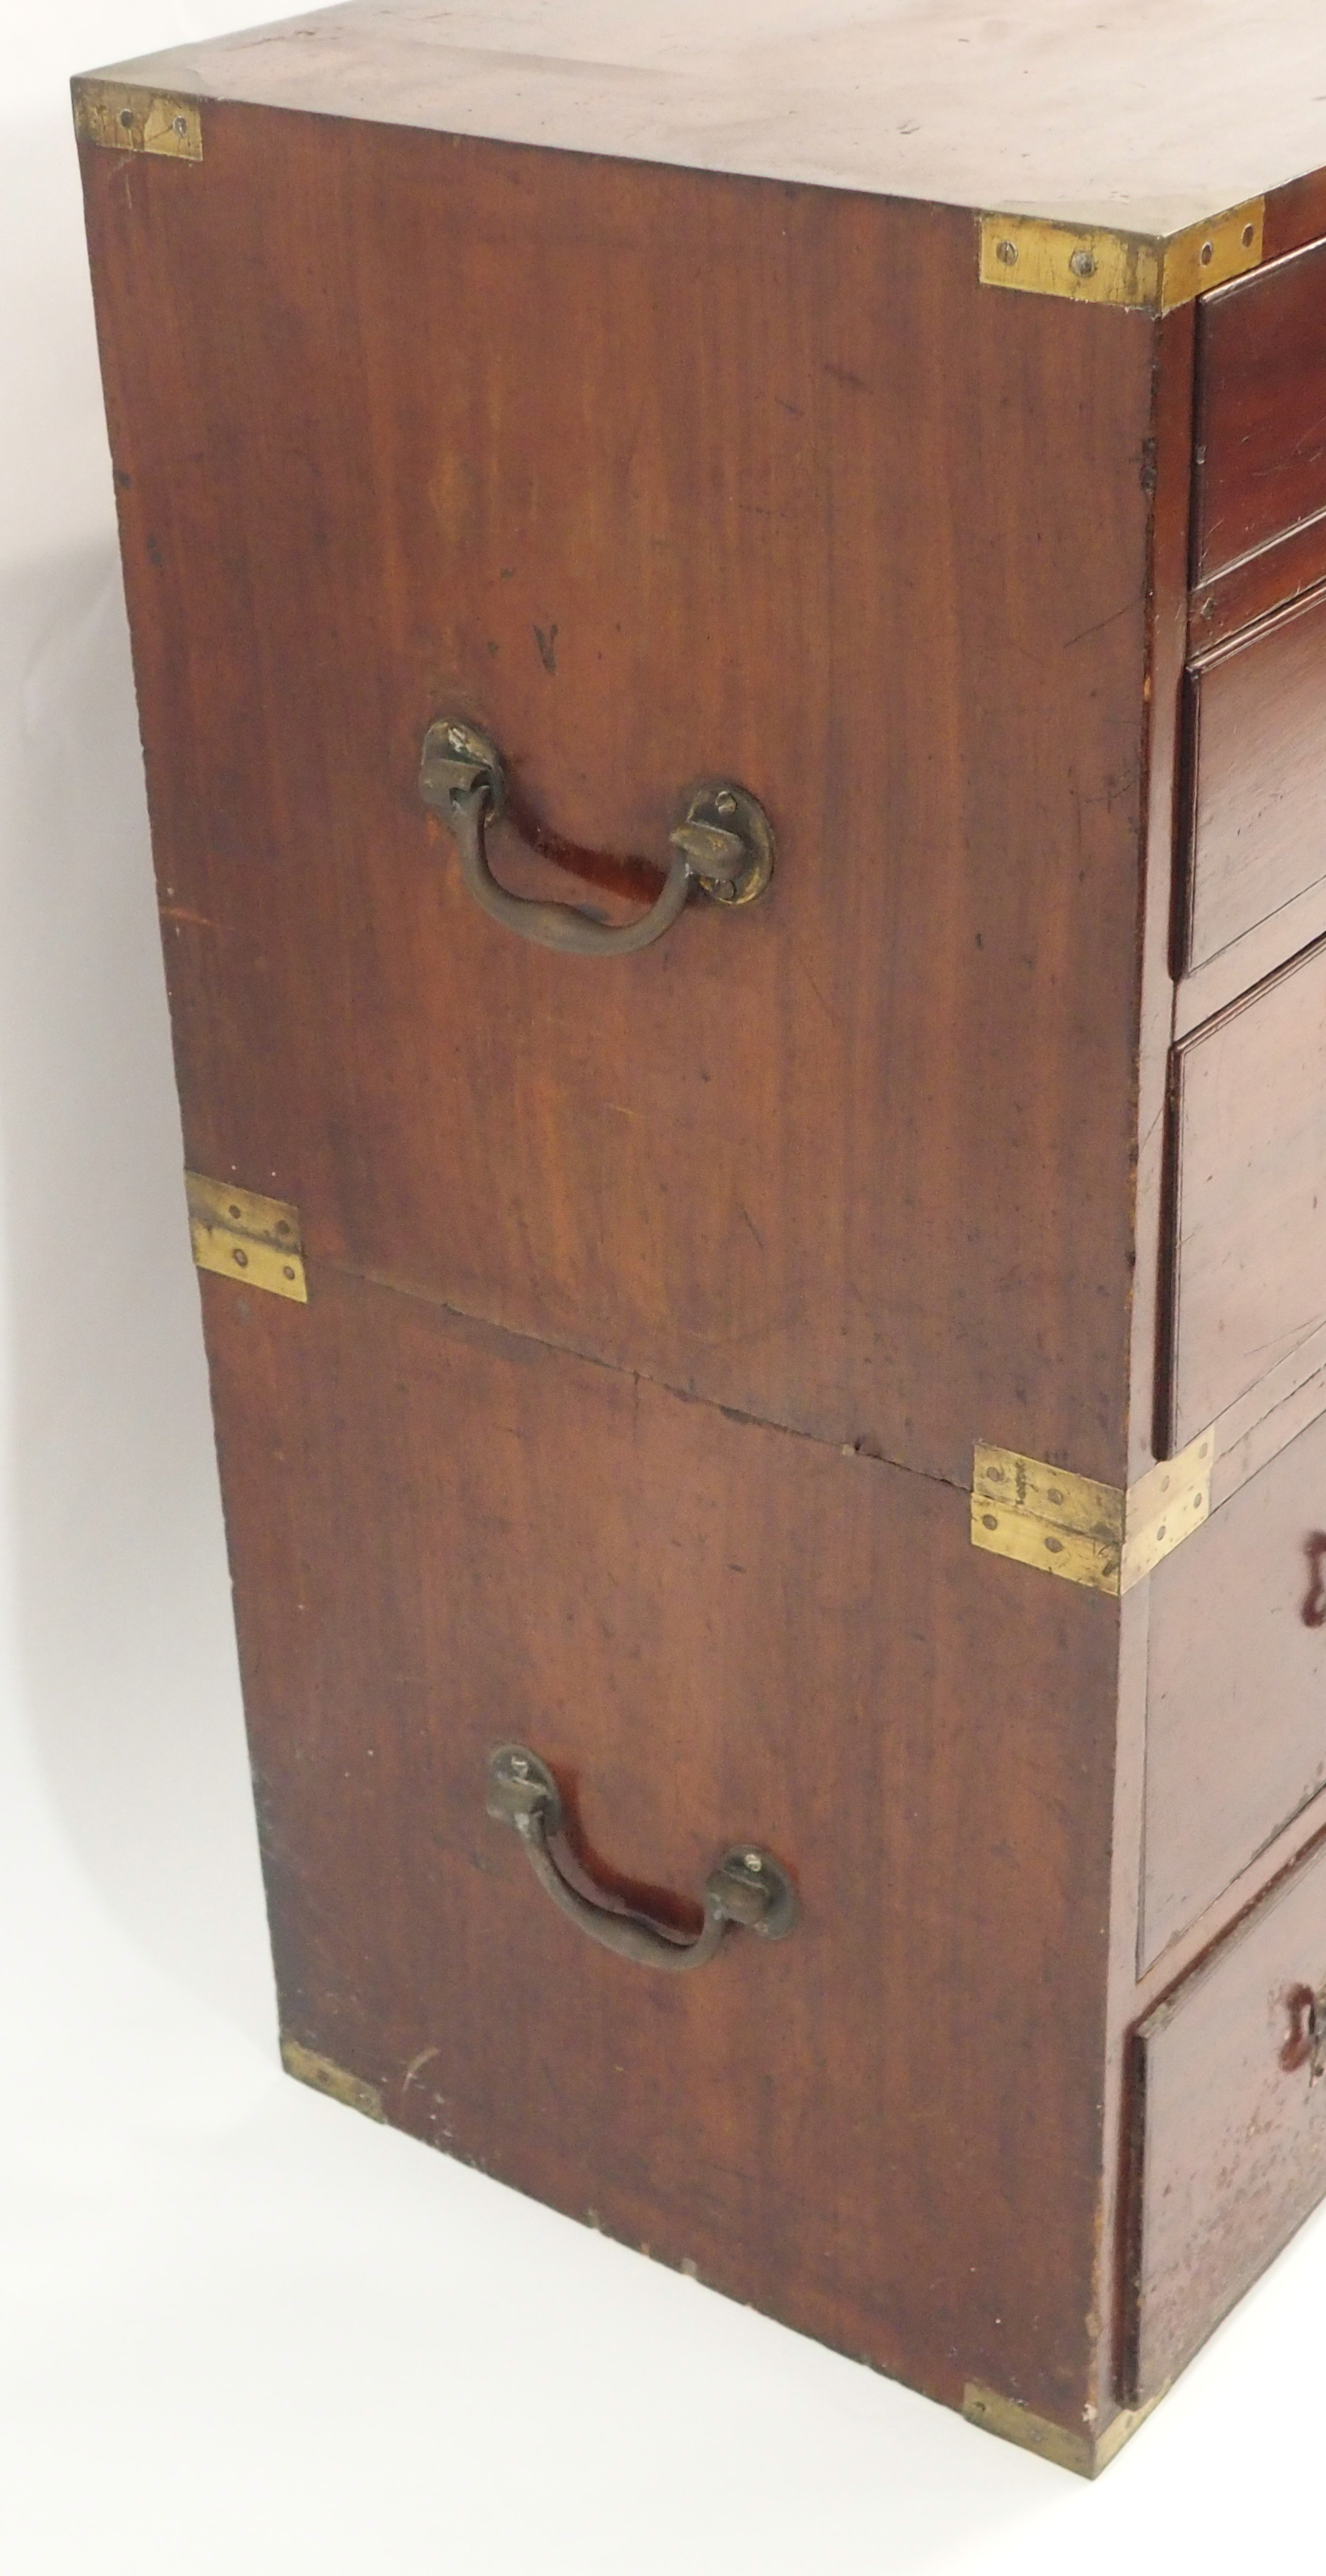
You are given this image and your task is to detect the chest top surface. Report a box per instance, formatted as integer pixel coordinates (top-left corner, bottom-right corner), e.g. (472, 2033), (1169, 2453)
(89, 0), (1326, 235)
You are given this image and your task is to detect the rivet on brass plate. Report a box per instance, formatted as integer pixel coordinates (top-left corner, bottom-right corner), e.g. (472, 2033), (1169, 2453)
(1118, 1434), (1213, 1588)
(971, 1432), (1211, 1595)
(281, 2037), (385, 2123)
(185, 1171), (307, 1303)
(978, 200), (1262, 310)
(1160, 201), (1265, 311)
(73, 79), (203, 160)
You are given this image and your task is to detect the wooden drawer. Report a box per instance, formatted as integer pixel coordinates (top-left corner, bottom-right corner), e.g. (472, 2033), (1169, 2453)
(1180, 585), (1326, 976)
(1194, 238), (1326, 587)
(1142, 1409), (1326, 1967)
(1163, 937), (1326, 1451)
(1127, 1831), (1326, 2406)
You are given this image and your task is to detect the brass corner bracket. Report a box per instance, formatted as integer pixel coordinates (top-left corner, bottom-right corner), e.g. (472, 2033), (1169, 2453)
(963, 2380), (1153, 2478)
(186, 1171), (307, 1303)
(970, 1432), (1211, 1596)
(74, 79), (203, 160)
(978, 201), (1263, 311)
(281, 2038), (385, 2123)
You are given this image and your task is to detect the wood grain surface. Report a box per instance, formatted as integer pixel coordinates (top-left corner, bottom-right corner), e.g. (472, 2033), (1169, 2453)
(1127, 1828), (1326, 2404)
(1126, 300), (1196, 1493)
(1194, 238), (1326, 582)
(1189, 506), (1326, 652)
(1165, 937), (1326, 1452)
(89, 0), (1326, 239)
(1180, 583), (1326, 974)
(82, 106), (1155, 1495)
(77, 60), (1326, 2456)
(1143, 1407), (1326, 1967)
(202, 1256), (1122, 2430)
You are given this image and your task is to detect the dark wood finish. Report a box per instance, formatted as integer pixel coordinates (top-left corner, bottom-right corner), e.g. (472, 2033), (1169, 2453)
(1189, 506), (1326, 650)
(1165, 937), (1326, 1452)
(1264, 168), (1326, 265)
(77, 4), (1326, 2471)
(1127, 1829), (1326, 2404)
(204, 1258), (1121, 2429)
(1127, 302), (1198, 1491)
(1101, 304), (1198, 2414)
(1194, 239), (1326, 584)
(82, 108), (1155, 1494)
(1143, 1409), (1326, 1968)
(1173, 874), (1326, 1039)
(1179, 584), (1326, 974)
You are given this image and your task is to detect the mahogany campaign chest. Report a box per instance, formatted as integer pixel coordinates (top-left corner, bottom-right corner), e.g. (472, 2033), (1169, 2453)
(76, 0), (1326, 2476)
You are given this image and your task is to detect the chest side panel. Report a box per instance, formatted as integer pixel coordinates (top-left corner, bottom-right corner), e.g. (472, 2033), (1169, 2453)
(200, 1258), (1120, 2427)
(81, 106), (1153, 1490)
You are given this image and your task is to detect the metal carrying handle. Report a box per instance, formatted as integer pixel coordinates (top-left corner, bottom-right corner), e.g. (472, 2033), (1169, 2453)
(420, 720), (775, 957)
(485, 1745), (798, 1971)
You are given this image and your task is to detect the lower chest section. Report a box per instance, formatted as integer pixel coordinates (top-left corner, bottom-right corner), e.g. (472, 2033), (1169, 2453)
(203, 1259), (1116, 2421)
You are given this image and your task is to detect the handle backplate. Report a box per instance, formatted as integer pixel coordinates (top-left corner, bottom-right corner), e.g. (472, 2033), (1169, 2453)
(486, 1743), (798, 1969)
(420, 719), (775, 953)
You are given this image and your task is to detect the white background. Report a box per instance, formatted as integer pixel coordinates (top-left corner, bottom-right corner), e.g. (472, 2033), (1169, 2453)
(1, 6), (1322, 2567)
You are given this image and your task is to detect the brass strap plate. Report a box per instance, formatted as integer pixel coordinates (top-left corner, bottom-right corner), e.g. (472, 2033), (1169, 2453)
(963, 2380), (1156, 2479)
(1119, 1442), (1214, 1588)
(73, 79), (203, 160)
(971, 1432), (1211, 1595)
(281, 2038), (384, 2123)
(978, 201), (1263, 311)
(186, 1172), (307, 1303)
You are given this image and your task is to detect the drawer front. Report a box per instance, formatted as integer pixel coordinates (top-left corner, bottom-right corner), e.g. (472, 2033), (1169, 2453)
(203, 1258), (1119, 2421)
(82, 103), (1156, 1495)
(1143, 1408), (1326, 1967)
(1165, 938), (1326, 1451)
(1194, 238), (1326, 587)
(1181, 585), (1326, 975)
(1127, 1830), (1326, 2404)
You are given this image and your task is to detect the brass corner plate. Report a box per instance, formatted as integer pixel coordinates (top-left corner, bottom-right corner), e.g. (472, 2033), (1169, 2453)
(1118, 1436), (1213, 1588)
(1159, 201), (1266, 309)
(186, 1171), (307, 1303)
(971, 1431), (1211, 1596)
(971, 1443), (1124, 1594)
(281, 2038), (385, 2123)
(73, 79), (203, 160)
(963, 2381), (1153, 2478)
(978, 200), (1263, 312)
